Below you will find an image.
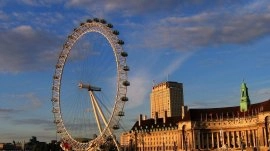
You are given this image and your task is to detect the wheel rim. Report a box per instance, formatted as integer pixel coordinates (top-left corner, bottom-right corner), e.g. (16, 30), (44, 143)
(51, 18), (129, 150)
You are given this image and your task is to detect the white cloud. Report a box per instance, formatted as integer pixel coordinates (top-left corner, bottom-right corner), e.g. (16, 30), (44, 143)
(126, 51), (193, 109)
(252, 87), (270, 102)
(126, 71), (152, 109)
(12, 25), (35, 37)
(65, 0), (182, 17)
(20, 0), (63, 6)
(1, 93), (42, 111)
(156, 52), (194, 80)
(0, 25), (60, 73)
(0, 10), (8, 20)
(137, 0), (270, 51)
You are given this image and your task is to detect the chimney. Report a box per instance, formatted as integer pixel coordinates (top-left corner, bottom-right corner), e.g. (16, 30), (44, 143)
(143, 115), (147, 120)
(182, 106), (188, 119)
(138, 114), (143, 126)
(154, 112), (158, 125)
(163, 111), (167, 124)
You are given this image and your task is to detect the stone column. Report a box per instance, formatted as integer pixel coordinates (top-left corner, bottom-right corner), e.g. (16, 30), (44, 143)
(248, 130), (250, 147)
(238, 131), (241, 149)
(263, 127), (267, 146)
(192, 129), (195, 149)
(246, 130), (249, 147)
(212, 132), (214, 149)
(221, 131), (225, 146)
(197, 131), (201, 149)
(182, 133), (184, 150)
(227, 131), (230, 147)
(217, 132), (220, 148)
(201, 132), (204, 149)
(206, 133), (209, 149)
(232, 131), (235, 148)
(252, 130), (255, 147)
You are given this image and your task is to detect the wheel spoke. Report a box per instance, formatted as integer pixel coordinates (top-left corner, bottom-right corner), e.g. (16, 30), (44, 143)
(51, 18), (130, 151)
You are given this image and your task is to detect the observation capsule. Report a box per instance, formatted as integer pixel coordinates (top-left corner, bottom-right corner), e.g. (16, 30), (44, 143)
(123, 80), (130, 86)
(113, 30), (119, 35)
(100, 19), (106, 24)
(121, 96), (129, 102)
(118, 40), (124, 45)
(121, 51), (128, 57)
(123, 65), (130, 71)
(93, 18), (99, 22)
(107, 23), (113, 28)
(118, 111), (125, 116)
(86, 19), (92, 23)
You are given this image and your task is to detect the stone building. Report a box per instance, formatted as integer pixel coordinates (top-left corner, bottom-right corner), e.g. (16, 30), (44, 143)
(150, 81), (184, 119)
(120, 81), (270, 151)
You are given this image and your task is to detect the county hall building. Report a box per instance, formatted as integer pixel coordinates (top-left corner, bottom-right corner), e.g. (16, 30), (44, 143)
(120, 81), (270, 151)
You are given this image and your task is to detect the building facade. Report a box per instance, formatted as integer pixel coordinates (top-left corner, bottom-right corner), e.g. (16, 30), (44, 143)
(121, 81), (270, 151)
(150, 81), (184, 119)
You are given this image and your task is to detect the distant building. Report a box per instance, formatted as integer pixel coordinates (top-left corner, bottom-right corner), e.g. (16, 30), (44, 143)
(121, 81), (270, 151)
(150, 81), (184, 119)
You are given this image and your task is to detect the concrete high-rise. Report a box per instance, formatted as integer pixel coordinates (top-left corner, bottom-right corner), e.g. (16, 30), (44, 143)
(150, 81), (184, 119)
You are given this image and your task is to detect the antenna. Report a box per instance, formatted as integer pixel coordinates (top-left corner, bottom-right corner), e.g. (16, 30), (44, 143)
(152, 80), (156, 87)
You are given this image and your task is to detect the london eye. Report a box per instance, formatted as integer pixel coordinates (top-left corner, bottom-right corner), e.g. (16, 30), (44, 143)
(51, 18), (130, 150)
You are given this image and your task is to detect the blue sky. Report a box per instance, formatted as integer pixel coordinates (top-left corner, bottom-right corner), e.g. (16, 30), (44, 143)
(1, 0), (270, 143)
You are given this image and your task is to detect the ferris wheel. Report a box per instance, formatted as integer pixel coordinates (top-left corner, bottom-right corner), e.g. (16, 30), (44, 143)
(51, 18), (130, 151)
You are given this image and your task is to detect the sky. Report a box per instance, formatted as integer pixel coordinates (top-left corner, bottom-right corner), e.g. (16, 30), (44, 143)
(0, 0), (270, 143)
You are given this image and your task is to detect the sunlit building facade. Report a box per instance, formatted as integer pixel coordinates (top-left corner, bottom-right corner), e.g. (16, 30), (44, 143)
(121, 81), (270, 151)
(150, 81), (184, 119)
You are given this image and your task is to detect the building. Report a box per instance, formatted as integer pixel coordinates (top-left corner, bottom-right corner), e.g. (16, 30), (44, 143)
(150, 81), (184, 119)
(121, 81), (270, 151)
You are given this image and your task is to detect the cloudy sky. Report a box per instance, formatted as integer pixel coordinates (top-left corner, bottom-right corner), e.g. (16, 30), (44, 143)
(1, 0), (270, 143)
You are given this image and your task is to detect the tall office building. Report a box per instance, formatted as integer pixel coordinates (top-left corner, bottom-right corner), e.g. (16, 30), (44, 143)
(150, 81), (184, 119)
